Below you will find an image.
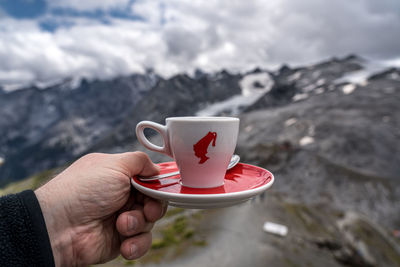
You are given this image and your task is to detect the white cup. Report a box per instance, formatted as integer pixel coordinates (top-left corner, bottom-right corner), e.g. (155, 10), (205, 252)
(136, 117), (239, 188)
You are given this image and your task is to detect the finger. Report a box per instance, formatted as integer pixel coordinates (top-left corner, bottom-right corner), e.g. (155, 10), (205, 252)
(143, 198), (165, 222)
(116, 210), (154, 237)
(148, 198), (168, 217)
(120, 232), (152, 260)
(117, 151), (160, 177)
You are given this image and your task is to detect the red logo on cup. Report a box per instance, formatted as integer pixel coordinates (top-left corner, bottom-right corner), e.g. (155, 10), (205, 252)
(193, 132), (217, 164)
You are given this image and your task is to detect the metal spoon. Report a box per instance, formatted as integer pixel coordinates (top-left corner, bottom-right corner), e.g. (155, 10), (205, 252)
(138, 154), (240, 182)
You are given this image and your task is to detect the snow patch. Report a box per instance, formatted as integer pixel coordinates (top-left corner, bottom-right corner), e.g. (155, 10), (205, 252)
(303, 84), (316, 92)
(196, 95), (249, 116)
(342, 84), (356, 95)
(239, 72), (274, 96)
(335, 59), (398, 85)
(196, 72), (274, 116)
(299, 136), (314, 146)
(316, 78), (325, 86)
(292, 93), (309, 102)
(315, 87), (324, 94)
(389, 72), (400, 80)
(284, 118), (297, 127)
(288, 71), (301, 82)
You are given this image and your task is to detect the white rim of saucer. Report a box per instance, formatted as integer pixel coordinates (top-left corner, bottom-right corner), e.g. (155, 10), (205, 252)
(130, 169), (274, 200)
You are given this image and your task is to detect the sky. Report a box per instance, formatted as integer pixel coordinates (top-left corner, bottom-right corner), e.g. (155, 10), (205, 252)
(0, 0), (400, 90)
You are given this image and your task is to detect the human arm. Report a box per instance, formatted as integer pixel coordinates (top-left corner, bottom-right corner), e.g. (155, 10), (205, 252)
(0, 151), (166, 267)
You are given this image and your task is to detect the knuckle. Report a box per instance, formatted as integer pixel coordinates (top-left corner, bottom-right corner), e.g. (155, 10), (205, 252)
(133, 151), (150, 162)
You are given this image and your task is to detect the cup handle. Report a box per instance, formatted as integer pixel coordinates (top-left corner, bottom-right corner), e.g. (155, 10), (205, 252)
(136, 121), (172, 157)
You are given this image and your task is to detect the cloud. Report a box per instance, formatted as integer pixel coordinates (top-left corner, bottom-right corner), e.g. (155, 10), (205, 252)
(0, 17), (166, 89)
(0, 0), (400, 89)
(47, 0), (131, 11)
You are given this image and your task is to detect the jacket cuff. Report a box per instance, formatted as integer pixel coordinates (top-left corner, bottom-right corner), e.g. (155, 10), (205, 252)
(19, 190), (55, 267)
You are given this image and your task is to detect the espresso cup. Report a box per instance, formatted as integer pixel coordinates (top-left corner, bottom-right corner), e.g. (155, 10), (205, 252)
(136, 117), (239, 188)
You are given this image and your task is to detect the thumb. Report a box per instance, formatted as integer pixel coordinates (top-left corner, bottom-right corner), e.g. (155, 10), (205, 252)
(116, 151), (160, 178)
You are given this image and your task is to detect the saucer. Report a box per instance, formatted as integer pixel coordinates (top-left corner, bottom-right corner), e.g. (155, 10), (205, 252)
(130, 162), (274, 209)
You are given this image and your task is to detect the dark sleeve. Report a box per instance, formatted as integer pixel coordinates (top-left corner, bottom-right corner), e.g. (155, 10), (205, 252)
(0, 190), (55, 267)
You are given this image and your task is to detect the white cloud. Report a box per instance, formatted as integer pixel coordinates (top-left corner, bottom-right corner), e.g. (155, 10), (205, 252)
(47, 0), (130, 11)
(0, 17), (167, 89)
(1, 0), (400, 89)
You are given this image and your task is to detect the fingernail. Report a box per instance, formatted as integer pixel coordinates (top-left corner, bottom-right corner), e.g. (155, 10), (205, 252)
(130, 244), (138, 259)
(128, 215), (138, 231)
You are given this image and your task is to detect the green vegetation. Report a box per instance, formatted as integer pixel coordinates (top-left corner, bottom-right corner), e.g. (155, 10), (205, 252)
(165, 207), (185, 218)
(0, 168), (59, 196)
(117, 210), (207, 266)
(192, 240), (207, 246)
(151, 215), (194, 249)
(122, 258), (135, 266)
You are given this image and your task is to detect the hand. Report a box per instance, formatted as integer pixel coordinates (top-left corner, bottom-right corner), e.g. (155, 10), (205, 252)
(35, 152), (167, 266)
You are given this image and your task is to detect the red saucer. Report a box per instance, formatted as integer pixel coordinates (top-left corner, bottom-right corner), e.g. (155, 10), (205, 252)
(131, 162), (274, 208)
(132, 162), (273, 194)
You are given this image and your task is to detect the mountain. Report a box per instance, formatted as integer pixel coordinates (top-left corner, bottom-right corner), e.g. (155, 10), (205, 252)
(0, 70), (242, 185)
(1, 54), (400, 266)
(0, 73), (158, 184)
(247, 55), (364, 110)
(237, 67), (400, 228)
(89, 70), (243, 153)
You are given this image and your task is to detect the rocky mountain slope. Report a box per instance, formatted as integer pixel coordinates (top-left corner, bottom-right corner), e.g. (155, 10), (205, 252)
(0, 70), (241, 185)
(0, 73), (158, 184)
(237, 67), (400, 228)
